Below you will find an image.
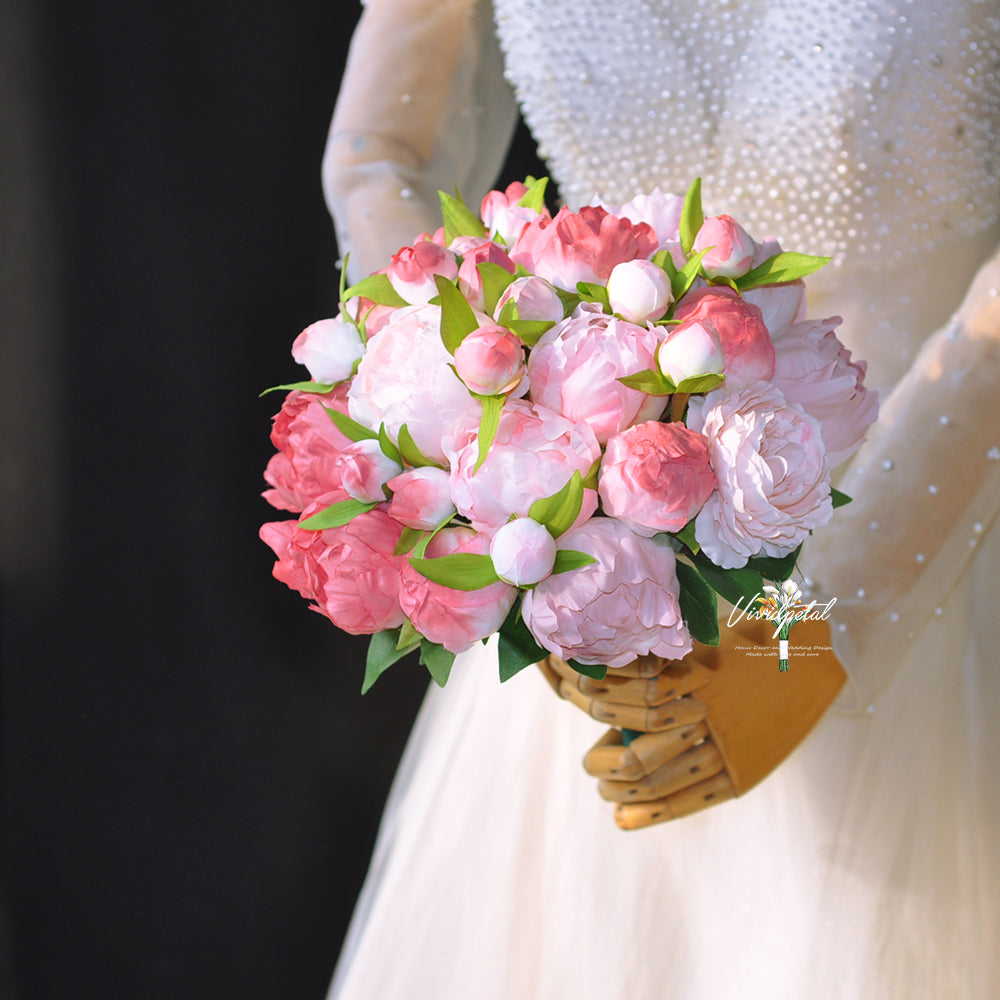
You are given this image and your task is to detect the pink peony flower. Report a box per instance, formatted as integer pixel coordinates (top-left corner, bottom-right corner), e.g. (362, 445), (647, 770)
(399, 528), (517, 654)
(495, 275), (565, 324)
(599, 422), (716, 536)
(481, 181), (546, 245)
(262, 387), (353, 513)
(489, 517), (557, 586)
(656, 319), (725, 385)
(450, 237), (517, 311)
(606, 187), (685, 246)
(444, 400), (601, 532)
(453, 326), (526, 396)
(740, 238), (807, 338)
(527, 303), (666, 444)
(348, 304), (483, 464)
(386, 241), (459, 305)
(688, 381), (833, 569)
(771, 317), (879, 467)
(522, 518), (692, 667)
(510, 205), (658, 290)
(693, 214), (756, 279)
(291, 316), (365, 385)
(673, 287), (775, 385)
(337, 439), (403, 503)
(386, 467), (456, 530)
(606, 259), (673, 323)
(260, 504), (407, 634)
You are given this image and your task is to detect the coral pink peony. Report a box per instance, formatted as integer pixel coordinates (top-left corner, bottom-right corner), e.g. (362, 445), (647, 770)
(262, 387), (353, 513)
(399, 528), (517, 654)
(673, 287), (775, 385)
(386, 240), (459, 305)
(688, 381), (833, 569)
(522, 518), (692, 667)
(453, 326), (526, 396)
(527, 303), (666, 444)
(599, 422), (716, 536)
(510, 205), (657, 290)
(444, 400), (601, 532)
(771, 317), (879, 467)
(386, 467), (456, 530)
(693, 214), (756, 279)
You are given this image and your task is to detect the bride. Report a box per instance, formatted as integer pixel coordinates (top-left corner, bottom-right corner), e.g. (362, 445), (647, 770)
(320, 1), (1000, 996)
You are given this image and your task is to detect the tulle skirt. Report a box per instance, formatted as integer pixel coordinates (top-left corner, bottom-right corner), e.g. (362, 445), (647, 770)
(327, 527), (1000, 1000)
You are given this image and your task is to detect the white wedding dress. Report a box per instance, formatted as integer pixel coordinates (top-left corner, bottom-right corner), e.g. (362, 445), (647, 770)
(323, 1), (1000, 996)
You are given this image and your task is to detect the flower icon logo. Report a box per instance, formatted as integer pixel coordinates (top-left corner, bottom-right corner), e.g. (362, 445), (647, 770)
(755, 579), (806, 671)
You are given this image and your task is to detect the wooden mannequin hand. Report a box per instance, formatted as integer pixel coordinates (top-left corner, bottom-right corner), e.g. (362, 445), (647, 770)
(538, 617), (846, 829)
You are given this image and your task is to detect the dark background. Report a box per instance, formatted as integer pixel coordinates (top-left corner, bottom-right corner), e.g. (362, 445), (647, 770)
(1, 1), (542, 997)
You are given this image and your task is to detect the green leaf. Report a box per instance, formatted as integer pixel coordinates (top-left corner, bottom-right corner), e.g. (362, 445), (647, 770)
(550, 549), (597, 575)
(325, 407), (378, 442)
(396, 619), (421, 651)
(576, 281), (611, 311)
(378, 423), (402, 464)
(393, 526), (425, 557)
(652, 248), (678, 277)
(408, 552), (501, 590)
(497, 600), (549, 681)
(343, 272), (409, 308)
(420, 638), (456, 687)
(473, 394), (504, 473)
(674, 247), (711, 300)
(582, 456), (602, 491)
(831, 487), (853, 508)
(440, 189), (487, 243)
(746, 544), (803, 582)
(435, 273), (480, 354)
(676, 560), (720, 646)
(617, 369), (676, 395)
(736, 252), (831, 290)
(567, 660), (608, 680)
(477, 261), (517, 316)
(679, 177), (704, 255)
(528, 471), (585, 539)
(674, 372), (725, 395)
(299, 498), (377, 530)
(259, 380), (336, 397)
(362, 629), (417, 694)
(673, 520), (700, 554)
(504, 318), (554, 347)
(397, 423), (443, 469)
(516, 176), (550, 213)
(692, 553), (764, 608)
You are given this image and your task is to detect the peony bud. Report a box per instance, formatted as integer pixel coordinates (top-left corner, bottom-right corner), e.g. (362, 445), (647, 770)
(657, 319), (725, 385)
(693, 214), (756, 279)
(495, 275), (565, 324)
(453, 326), (526, 396)
(386, 241), (459, 305)
(606, 259), (673, 323)
(386, 467), (456, 530)
(338, 439), (403, 503)
(291, 316), (365, 385)
(489, 517), (557, 586)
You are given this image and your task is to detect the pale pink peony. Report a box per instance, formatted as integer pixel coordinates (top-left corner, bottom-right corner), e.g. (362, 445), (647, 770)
(348, 304), (483, 464)
(489, 517), (557, 586)
(656, 319), (725, 385)
(510, 205), (657, 290)
(338, 439), (403, 503)
(453, 326), (526, 396)
(527, 303), (666, 444)
(606, 259), (673, 323)
(450, 237), (517, 311)
(495, 275), (565, 324)
(688, 381), (833, 569)
(599, 422), (716, 536)
(262, 387), (353, 513)
(444, 400), (601, 532)
(399, 528), (517, 654)
(606, 187), (685, 246)
(260, 504), (406, 634)
(386, 241), (459, 305)
(522, 518), (692, 667)
(740, 238), (807, 337)
(386, 467), (456, 530)
(673, 287), (775, 385)
(481, 181), (546, 245)
(291, 316), (365, 385)
(693, 214), (756, 279)
(771, 317), (879, 467)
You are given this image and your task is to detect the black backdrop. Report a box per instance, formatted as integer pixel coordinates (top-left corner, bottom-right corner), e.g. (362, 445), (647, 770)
(1, 2), (543, 996)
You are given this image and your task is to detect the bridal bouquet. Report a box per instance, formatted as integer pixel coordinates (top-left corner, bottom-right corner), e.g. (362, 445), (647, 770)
(260, 178), (877, 691)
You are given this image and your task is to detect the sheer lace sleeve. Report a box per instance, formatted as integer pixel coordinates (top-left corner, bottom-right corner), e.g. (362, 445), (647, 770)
(323, 0), (518, 282)
(802, 246), (1000, 707)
